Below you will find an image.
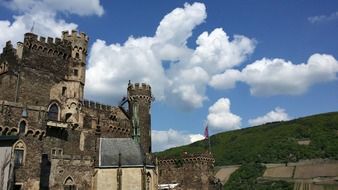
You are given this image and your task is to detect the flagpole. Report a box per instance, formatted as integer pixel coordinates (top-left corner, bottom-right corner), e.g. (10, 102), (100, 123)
(204, 123), (211, 154)
(208, 131), (211, 154)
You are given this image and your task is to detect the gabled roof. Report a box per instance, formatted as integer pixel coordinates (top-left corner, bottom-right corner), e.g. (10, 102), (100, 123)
(99, 138), (154, 167)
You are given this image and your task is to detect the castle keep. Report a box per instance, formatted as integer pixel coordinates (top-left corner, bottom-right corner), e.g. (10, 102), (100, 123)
(0, 30), (156, 190)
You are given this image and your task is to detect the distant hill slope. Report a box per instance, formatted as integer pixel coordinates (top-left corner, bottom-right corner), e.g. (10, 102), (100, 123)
(156, 112), (338, 166)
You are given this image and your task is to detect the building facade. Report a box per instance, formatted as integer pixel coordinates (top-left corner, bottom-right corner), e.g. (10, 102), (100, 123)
(0, 31), (154, 190)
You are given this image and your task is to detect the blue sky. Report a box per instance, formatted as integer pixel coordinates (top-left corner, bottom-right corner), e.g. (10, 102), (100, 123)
(0, 0), (337, 151)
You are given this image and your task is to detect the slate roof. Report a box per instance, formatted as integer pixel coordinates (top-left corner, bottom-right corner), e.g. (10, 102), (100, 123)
(0, 136), (18, 147)
(99, 138), (154, 167)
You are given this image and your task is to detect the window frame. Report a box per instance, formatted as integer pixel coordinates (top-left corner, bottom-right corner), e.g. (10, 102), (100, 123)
(47, 103), (60, 121)
(18, 120), (27, 136)
(64, 176), (77, 190)
(13, 140), (26, 167)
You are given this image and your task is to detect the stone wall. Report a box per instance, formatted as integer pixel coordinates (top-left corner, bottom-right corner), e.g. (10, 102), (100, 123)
(128, 83), (152, 154)
(158, 153), (216, 190)
(0, 31), (154, 190)
(93, 168), (158, 190)
(49, 155), (94, 190)
(0, 41), (20, 102)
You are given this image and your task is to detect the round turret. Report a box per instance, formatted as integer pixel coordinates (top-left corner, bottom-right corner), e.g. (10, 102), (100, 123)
(127, 82), (152, 153)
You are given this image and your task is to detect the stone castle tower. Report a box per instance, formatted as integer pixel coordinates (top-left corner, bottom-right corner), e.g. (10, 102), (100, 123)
(128, 82), (152, 153)
(61, 30), (88, 99)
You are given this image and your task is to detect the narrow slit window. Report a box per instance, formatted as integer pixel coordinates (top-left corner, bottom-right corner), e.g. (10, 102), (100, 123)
(62, 87), (67, 96)
(19, 121), (26, 136)
(74, 69), (78, 76)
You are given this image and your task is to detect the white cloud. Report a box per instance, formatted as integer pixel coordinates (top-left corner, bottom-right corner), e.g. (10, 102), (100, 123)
(209, 69), (241, 89)
(308, 11), (338, 24)
(152, 129), (204, 152)
(86, 3), (255, 110)
(0, 0), (104, 51)
(206, 98), (241, 132)
(210, 54), (338, 96)
(0, 12), (77, 51)
(248, 107), (290, 126)
(191, 29), (255, 74)
(3, 0), (104, 16)
(155, 2), (206, 46)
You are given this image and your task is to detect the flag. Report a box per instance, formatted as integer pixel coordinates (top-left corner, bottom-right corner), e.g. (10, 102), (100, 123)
(204, 125), (209, 140)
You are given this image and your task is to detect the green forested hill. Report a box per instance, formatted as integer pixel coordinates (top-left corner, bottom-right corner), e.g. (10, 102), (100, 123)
(156, 112), (338, 166)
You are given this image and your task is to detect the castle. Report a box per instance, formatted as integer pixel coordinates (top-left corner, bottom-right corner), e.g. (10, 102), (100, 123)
(0, 31), (216, 190)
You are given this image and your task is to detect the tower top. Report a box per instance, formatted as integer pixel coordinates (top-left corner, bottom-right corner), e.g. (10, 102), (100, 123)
(61, 30), (88, 62)
(62, 30), (89, 42)
(127, 83), (152, 103)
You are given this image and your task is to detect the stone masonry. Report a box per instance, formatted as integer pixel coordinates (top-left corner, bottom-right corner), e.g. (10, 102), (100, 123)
(0, 30), (152, 190)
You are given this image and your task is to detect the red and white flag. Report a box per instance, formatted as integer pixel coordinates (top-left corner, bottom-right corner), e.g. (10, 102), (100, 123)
(204, 125), (209, 140)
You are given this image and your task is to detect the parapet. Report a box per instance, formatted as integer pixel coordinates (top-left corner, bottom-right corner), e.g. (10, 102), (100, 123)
(158, 152), (215, 166)
(62, 30), (89, 42)
(82, 99), (114, 111)
(0, 41), (17, 59)
(127, 83), (152, 101)
(24, 33), (70, 45)
(128, 82), (151, 91)
(23, 32), (72, 60)
(61, 30), (89, 60)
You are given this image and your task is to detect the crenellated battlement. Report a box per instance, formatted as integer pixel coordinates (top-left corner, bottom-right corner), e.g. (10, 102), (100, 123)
(24, 33), (72, 46)
(23, 32), (72, 60)
(0, 41), (17, 75)
(61, 30), (88, 62)
(127, 83), (152, 102)
(82, 99), (114, 111)
(0, 41), (17, 59)
(62, 30), (89, 42)
(128, 83), (151, 91)
(158, 153), (215, 166)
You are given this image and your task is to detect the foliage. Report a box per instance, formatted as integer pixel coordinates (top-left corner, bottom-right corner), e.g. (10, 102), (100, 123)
(223, 163), (264, 190)
(223, 163), (293, 190)
(156, 112), (338, 165)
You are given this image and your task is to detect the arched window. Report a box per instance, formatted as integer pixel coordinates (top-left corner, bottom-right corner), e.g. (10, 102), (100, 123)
(19, 121), (26, 136)
(48, 103), (59, 121)
(13, 140), (25, 167)
(64, 177), (76, 190)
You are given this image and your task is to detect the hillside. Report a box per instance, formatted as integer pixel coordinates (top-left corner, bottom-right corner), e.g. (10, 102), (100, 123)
(156, 112), (338, 166)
